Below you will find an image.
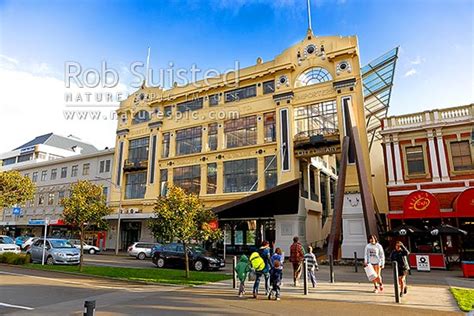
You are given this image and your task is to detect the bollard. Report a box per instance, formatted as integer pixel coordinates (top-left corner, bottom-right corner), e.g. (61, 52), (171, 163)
(392, 262), (400, 303)
(354, 251), (358, 273)
(84, 300), (95, 316)
(303, 259), (308, 295)
(232, 256), (237, 289)
(329, 254), (335, 283)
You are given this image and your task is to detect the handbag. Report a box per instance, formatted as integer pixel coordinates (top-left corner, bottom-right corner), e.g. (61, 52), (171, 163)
(364, 263), (378, 281)
(248, 269), (256, 281)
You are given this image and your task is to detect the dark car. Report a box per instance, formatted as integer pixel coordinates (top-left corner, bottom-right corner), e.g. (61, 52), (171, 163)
(152, 243), (224, 271)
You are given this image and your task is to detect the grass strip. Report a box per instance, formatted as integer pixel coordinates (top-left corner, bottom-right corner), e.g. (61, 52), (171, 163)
(450, 287), (474, 312)
(25, 264), (231, 286)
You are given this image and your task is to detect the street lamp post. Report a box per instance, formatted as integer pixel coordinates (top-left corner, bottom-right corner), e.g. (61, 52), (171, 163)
(95, 176), (122, 255)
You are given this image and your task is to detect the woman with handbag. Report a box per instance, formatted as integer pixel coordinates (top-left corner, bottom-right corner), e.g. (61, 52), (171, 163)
(364, 235), (385, 293)
(390, 241), (410, 297)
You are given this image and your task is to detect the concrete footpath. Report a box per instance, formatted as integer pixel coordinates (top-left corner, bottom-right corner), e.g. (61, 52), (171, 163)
(201, 273), (460, 312)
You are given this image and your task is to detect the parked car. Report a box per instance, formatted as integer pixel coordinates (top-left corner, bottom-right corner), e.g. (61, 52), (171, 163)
(152, 243), (225, 271)
(150, 244), (164, 257)
(69, 239), (100, 255)
(15, 236), (29, 247)
(0, 235), (21, 254)
(27, 238), (81, 265)
(127, 242), (161, 260)
(22, 237), (39, 251)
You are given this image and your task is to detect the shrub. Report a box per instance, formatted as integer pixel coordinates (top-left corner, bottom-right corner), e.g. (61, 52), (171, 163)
(0, 252), (29, 265)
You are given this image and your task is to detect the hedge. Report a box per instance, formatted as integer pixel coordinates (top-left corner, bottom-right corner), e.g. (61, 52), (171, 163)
(0, 252), (30, 265)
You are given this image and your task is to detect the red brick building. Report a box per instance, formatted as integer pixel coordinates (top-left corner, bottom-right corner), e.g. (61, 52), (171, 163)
(381, 104), (473, 268)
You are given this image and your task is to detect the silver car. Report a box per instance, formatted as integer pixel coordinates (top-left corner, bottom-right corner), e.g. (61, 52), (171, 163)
(28, 238), (81, 265)
(127, 242), (158, 260)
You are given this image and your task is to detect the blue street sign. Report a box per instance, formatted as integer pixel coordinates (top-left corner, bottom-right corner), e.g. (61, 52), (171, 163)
(28, 219), (45, 225)
(12, 207), (21, 216)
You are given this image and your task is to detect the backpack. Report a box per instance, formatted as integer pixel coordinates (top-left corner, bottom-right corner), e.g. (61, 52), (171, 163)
(249, 251), (265, 271)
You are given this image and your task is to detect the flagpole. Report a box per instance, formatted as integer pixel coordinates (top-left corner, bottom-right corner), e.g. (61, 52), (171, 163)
(145, 47), (151, 86)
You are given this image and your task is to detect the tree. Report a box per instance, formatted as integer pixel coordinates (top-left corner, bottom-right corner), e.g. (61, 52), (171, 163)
(148, 185), (221, 278)
(61, 180), (112, 271)
(0, 170), (35, 208)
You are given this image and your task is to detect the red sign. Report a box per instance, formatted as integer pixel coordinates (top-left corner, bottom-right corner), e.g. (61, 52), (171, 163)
(208, 219), (219, 231)
(402, 190), (440, 219)
(453, 188), (474, 217)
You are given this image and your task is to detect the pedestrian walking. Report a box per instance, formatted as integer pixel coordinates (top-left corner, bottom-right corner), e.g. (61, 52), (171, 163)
(364, 235), (385, 293)
(304, 246), (318, 287)
(252, 240), (271, 298)
(268, 259), (283, 300)
(235, 254), (251, 297)
(390, 241), (410, 297)
(271, 247), (284, 268)
(289, 236), (305, 286)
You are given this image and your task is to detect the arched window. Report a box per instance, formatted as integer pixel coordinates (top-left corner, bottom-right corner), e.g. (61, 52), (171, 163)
(132, 110), (150, 124)
(295, 67), (333, 87)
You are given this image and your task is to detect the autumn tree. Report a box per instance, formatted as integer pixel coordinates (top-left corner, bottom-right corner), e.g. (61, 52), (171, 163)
(148, 185), (221, 278)
(0, 170), (35, 208)
(61, 180), (112, 271)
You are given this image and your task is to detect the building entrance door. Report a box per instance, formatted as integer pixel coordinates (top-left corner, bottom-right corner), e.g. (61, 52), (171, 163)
(121, 221), (141, 250)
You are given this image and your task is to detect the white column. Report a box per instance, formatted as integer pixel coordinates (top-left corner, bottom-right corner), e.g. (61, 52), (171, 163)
(384, 137), (396, 185)
(427, 131), (440, 182)
(436, 129), (450, 181)
(392, 137), (404, 184)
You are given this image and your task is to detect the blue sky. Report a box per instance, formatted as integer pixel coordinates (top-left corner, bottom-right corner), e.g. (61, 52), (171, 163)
(0, 0), (472, 151)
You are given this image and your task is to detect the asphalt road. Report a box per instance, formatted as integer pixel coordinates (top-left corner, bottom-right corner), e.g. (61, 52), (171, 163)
(0, 265), (462, 315)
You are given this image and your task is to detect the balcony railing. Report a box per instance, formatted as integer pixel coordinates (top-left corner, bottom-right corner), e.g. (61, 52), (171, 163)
(123, 159), (149, 171)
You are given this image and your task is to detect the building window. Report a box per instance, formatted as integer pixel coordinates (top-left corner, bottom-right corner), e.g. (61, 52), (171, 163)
(2, 157), (16, 165)
(162, 133), (170, 158)
(207, 163), (217, 194)
(176, 127), (202, 156)
(208, 123), (218, 151)
(450, 140), (473, 171)
(102, 187), (108, 200)
(160, 169), (168, 196)
(263, 80), (275, 94)
(164, 106), (173, 118)
(173, 165), (201, 195)
(125, 172), (147, 199)
(209, 94), (219, 106)
(51, 169), (57, 180)
(405, 146), (425, 175)
(225, 116), (257, 148)
(71, 165), (78, 177)
(99, 161), (105, 173)
(32, 172), (38, 182)
(295, 67), (332, 87)
(82, 163), (90, 176)
(58, 190), (65, 202)
(18, 154), (33, 163)
(41, 170), (47, 181)
(224, 85), (257, 103)
(105, 160), (111, 172)
(264, 156), (277, 189)
(38, 194), (45, 206)
(47, 192), (54, 206)
(128, 137), (149, 164)
(132, 110), (150, 124)
(264, 112), (276, 143)
(177, 97), (203, 113)
(295, 100), (338, 138)
(61, 167), (67, 178)
(224, 158), (258, 193)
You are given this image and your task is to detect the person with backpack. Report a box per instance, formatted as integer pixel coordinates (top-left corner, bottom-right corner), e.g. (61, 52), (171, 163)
(390, 241), (410, 297)
(235, 254), (251, 298)
(252, 240), (271, 298)
(289, 236), (305, 286)
(364, 234), (385, 293)
(304, 246), (318, 287)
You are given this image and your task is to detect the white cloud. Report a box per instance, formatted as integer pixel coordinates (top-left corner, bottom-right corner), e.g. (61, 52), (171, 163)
(410, 56), (425, 65)
(0, 56), (125, 153)
(404, 68), (417, 77)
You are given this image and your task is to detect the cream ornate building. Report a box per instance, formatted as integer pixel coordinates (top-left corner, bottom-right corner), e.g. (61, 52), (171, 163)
(109, 29), (382, 254)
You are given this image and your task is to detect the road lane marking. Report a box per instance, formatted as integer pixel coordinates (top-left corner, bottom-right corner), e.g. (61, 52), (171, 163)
(0, 302), (34, 310)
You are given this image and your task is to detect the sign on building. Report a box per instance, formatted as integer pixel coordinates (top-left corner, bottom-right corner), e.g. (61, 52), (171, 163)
(416, 254), (431, 272)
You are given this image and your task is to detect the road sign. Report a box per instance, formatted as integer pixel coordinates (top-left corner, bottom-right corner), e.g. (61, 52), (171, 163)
(12, 207), (21, 216)
(28, 219), (46, 225)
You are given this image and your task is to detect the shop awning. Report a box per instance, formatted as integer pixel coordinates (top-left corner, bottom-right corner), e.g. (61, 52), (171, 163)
(213, 179), (300, 220)
(388, 190), (441, 219)
(453, 188), (474, 218)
